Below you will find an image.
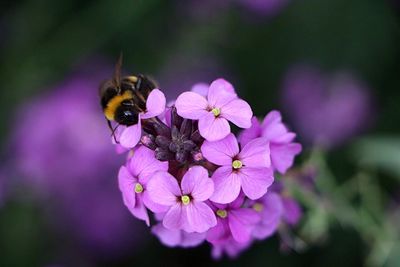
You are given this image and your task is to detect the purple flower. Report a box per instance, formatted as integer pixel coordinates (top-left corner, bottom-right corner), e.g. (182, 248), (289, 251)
(282, 65), (372, 148)
(118, 145), (169, 225)
(152, 223), (206, 248)
(240, 111), (302, 174)
(0, 171), (5, 208)
(237, 0), (290, 16)
(12, 63), (144, 259)
(175, 78), (253, 141)
(147, 166), (217, 233)
(202, 133), (274, 204)
(270, 181), (303, 226)
(251, 192), (284, 239)
(211, 237), (251, 259)
(281, 196), (302, 225)
(118, 89), (167, 149)
(207, 195), (260, 244)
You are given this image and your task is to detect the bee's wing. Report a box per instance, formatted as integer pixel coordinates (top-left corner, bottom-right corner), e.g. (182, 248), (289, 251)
(112, 52), (123, 91)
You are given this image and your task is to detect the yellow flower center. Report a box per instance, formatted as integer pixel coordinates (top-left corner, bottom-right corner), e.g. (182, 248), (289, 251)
(134, 183), (143, 193)
(232, 160), (243, 169)
(181, 195), (191, 205)
(253, 203), (264, 212)
(216, 209), (228, 218)
(211, 108), (221, 117)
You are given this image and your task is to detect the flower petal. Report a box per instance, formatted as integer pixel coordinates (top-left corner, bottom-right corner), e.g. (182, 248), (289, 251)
(282, 197), (302, 225)
(229, 208), (259, 243)
(270, 143), (302, 174)
(175, 92), (208, 119)
(261, 110), (290, 142)
(163, 203), (185, 230)
(239, 167), (274, 200)
(181, 231), (206, 247)
(221, 99), (253, 128)
(142, 89), (166, 119)
(147, 171), (181, 206)
(118, 166), (136, 208)
(210, 166), (241, 204)
(191, 83), (209, 97)
(181, 166), (214, 201)
(252, 192), (283, 239)
(152, 223), (181, 247)
(130, 146), (168, 183)
(198, 113), (231, 141)
(142, 190), (169, 213)
(239, 137), (271, 168)
(129, 196), (150, 226)
(201, 133), (239, 166)
(119, 117), (142, 148)
(207, 218), (230, 244)
(238, 117), (262, 147)
(185, 202), (217, 233)
(207, 79), (237, 108)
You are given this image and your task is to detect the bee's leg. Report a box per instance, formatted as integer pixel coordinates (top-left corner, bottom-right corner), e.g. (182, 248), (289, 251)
(135, 75), (142, 91)
(137, 74), (157, 96)
(107, 119), (120, 144)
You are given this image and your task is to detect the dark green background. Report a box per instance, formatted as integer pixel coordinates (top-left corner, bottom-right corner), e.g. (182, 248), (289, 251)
(0, 0), (399, 266)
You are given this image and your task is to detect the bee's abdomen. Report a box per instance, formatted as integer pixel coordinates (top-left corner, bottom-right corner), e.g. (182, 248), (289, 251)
(101, 89), (118, 110)
(103, 90), (134, 121)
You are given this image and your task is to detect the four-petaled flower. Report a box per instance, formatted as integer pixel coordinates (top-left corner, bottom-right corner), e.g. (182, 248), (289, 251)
(251, 192), (284, 240)
(207, 195), (260, 244)
(175, 78), (253, 141)
(118, 146), (168, 225)
(118, 89), (167, 149)
(147, 166), (217, 233)
(202, 133), (274, 204)
(239, 111), (302, 174)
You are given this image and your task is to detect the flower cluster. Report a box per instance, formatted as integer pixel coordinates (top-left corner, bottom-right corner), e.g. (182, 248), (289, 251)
(113, 78), (302, 258)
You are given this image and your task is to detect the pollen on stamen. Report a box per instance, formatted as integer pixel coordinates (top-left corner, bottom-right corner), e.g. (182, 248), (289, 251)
(232, 160), (243, 169)
(181, 195), (191, 205)
(211, 108), (221, 117)
(216, 209), (228, 218)
(134, 183), (143, 193)
(253, 203), (264, 212)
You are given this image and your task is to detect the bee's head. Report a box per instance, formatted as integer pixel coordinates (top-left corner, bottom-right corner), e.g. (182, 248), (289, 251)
(115, 100), (138, 126)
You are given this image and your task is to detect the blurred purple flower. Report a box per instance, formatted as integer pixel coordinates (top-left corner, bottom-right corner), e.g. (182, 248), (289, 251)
(0, 171), (5, 208)
(211, 237), (252, 260)
(282, 65), (373, 148)
(251, 191), (284, 239)
(180, 0), (289, 20)
(237, 0), (290, 16)
(178, 0), (231, 21)
(281, 196), (302, 225)
(270, 181), (303, 226)
(11, 62), (146, 259)
(152, 223), (206, 248)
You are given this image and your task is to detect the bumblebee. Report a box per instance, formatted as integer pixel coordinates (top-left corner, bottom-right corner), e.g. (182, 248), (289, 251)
(99, 56), (157, 141)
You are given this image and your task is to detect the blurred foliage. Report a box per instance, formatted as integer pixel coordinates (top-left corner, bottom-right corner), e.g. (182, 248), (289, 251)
(0, 0), (399, 266)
